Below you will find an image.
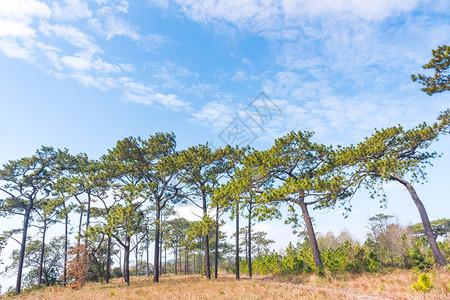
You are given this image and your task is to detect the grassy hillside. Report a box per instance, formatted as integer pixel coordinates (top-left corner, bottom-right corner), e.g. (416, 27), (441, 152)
(4, 269), (450, 299)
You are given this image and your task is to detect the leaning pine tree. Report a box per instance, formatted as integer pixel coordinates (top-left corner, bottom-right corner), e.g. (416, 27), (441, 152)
(337, 117), (449, 266)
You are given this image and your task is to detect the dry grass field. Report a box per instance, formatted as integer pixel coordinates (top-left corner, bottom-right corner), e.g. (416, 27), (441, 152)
(5, 269), (450, 299)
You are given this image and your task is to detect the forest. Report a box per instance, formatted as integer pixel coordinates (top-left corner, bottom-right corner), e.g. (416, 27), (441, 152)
(0, 46), (449, 297)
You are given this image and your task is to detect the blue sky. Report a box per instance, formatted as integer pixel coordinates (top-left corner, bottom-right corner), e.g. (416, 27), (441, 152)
(0, 0), (450, 289)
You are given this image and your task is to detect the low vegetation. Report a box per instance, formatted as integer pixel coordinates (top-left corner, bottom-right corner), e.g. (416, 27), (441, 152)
(4, 270), (450, 300)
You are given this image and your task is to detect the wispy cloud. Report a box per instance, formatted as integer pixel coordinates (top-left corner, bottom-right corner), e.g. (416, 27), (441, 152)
(123, 91), (191, 111)
(51, 0), (92, 22)
(190, 101), (235, 129)
(0, 0), (183, 113)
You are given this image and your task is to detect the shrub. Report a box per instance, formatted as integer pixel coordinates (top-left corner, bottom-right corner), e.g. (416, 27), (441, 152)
(410, 273), (433, 292)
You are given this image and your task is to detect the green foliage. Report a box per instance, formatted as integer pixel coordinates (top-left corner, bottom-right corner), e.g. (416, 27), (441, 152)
(409, 218), (450, 239)
(366, 250), (380, 273)
(410, 273), (433, 292)
(411, 45), (450, 95)
(112, 267), (123, 278)
(2, 236), (65, 288)
(252, 252), (282, 275)
(281, 243), (304, 274)
(409, 237), (433, 270)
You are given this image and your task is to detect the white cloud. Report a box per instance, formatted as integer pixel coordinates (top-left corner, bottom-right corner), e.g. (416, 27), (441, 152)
(119, 63), (135, 72)
(190, 101), (235, 129)
(88, 15), (172, 52)
(103, 14), (140, 40)
(60, 53), (92, 71)
(231, 70), (260, 82)
(0, 38), (32, 60)
(148, 0), (170, 9)
(0, 0), (51, 59)
(0, 0), (51, 22)
(39, 23), (101, 55)
(93, 58), (121, 73)
(161, 0), (422, 36)
(71, 73), (119, 90)
(282, 0), (420, 22)
(138, 33), (173, 51)
(51, 0), (92, 22)
(123, 90), (191, 111)
(0, 19), (36, 38)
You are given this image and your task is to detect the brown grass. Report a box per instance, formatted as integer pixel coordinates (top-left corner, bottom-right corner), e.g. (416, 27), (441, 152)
(6, 269), (450, 300)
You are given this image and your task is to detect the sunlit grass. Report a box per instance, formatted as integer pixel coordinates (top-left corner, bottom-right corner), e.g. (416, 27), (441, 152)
(6, 269), (450, 299)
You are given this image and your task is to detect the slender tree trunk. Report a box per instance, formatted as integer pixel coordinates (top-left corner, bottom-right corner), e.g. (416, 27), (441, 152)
(123, 238), (130, 286)
(394, 175), (446, 266)
(135, 236), (139, 277)
(202, 194), (211, 279)
(235, 201), (240, 279)
(38, 218), (47, 287)
(106, 235), (111, 283)
(154, 204), (161, 282)
(119, 248), (122, 274)
(248, 206), (252, 278)
(85, 191), (91, 246)
(146, 227), (150, 277)
(16, 207), (31, 294)
(159, 233), (163, 276)
(185, 251), (188, 275)
(298, 197), (323, 269)
(64, 211), (68, 287)
(244, 230), (248, 262)
(179, 249), (182, 273)
(164, 247), (167, 274)
(77, 206), (83, 246)
(193, 252), (196, 274)
(175, 246), (178, 275)
(215, 204), (219, 279)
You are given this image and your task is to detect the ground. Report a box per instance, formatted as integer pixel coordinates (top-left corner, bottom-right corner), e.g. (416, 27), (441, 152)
(5, 269), (450, 299)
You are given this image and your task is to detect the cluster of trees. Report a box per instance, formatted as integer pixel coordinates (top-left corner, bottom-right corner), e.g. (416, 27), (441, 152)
(247, 215), (450, 276)
(0, 46), (449, 295)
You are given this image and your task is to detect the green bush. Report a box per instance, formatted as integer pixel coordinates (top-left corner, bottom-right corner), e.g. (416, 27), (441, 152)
(112, 267), (123, 278)
(410, 273), (433, 292)
(252, 252), (282, 275)
(366, 250), (380, 273)
(409, 238), (433, 270)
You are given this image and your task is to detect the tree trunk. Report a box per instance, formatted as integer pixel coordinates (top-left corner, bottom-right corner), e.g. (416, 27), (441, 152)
(146, 227), (149, 277)
(164, 247), (167, 274)
(64, 211), (68, 287)
(193, 252), (196, 274)
(123, 237), (130, 285)
(298, 198), (323, 269)
(185, 251), (188, 275)
(179, 248), (181, 273)
(77, 206), (83, 247)
(248, 206), (252, 278)
(16, 207), (31, 294)
(215, 204), (219, 279)
(202, 194), (211, 279)
(235, 201), (240, 279)
(85, 191), (91, 246)
(135, 236), (139, 277)
(154, 204), (161, 282)
(175, 246), (178, 275)
(394, 175), (446, 266)
(244, 230), (248, 262)
(38, 218), (47, 287)
(106, 235), (111, 283)
(159, 232), (163, 276)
